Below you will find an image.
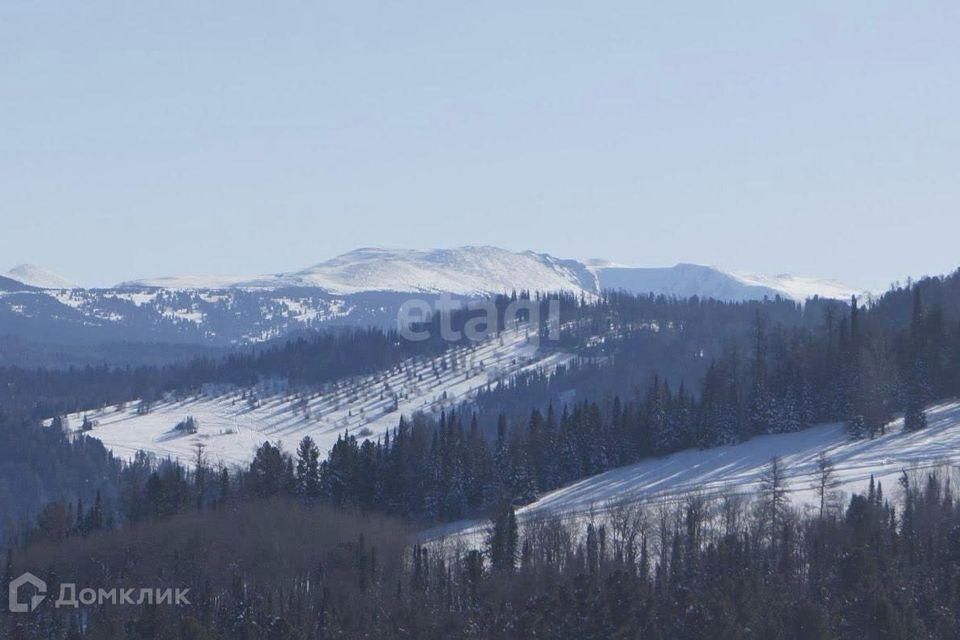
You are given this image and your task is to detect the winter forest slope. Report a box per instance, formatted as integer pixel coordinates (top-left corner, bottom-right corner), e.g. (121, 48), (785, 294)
(427, 401), (960, 544)
(49, 326), (573, 465)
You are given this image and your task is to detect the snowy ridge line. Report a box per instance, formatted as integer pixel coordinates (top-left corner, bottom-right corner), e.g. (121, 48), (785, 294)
(50, 325), (575, 466)
(3, 249), (865, 352)
(115, 246), (861, 303)
(120, 247), (596, 296)
(424, 401), (960, 545)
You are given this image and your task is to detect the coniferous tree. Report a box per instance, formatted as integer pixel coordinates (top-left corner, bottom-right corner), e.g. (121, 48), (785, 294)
(749, 314), (775, 436)
(295, 436), (321, 499)
(249, 441), (289, 499)
(903, 289), (929, 432)
(487, 501), (518, 573)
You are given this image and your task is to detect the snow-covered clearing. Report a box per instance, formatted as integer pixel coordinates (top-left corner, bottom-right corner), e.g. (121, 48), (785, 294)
(426, 401), (960, 546)
(51, 327), (574, 466)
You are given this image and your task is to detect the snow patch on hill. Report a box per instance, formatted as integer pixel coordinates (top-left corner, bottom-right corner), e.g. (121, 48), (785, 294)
(590, 262), (863, 302)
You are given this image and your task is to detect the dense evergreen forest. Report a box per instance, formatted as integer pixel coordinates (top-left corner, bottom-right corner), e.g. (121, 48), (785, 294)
(5, 459), (960, 639)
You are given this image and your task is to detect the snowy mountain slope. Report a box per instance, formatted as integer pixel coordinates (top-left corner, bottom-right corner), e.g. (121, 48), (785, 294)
(0, 286), (362, 347)
(591, 262), (863, 302)
(593, 263), (781, 301)
(425, 401), (960, 545)
(49, 326), (575, 466)
(6, 264), (79, 289)
(731, 270), (862, 302)
(243, 246), (597, 295)
(124, 247), (597, 296)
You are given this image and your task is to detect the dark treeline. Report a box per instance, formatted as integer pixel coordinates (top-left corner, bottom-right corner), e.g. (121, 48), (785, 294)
(6, 462), (960, 639)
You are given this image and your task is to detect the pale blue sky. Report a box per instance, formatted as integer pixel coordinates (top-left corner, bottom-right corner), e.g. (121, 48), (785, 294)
(2, 1), (958, 290)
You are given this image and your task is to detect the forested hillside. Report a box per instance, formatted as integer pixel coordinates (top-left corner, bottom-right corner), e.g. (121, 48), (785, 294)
(2, 270), (960, 638)
(6, 460), (960, 639)
(2, 271), (958, 533)
(301, 271), (960, 524)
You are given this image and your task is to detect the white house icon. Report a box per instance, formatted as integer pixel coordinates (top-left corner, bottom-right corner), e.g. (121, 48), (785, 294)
(8, 572), (47, 613)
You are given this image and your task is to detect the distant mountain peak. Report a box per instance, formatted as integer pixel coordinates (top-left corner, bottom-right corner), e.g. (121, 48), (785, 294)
(114, 246), (862, 303)
(278, 246), (593, 295)
(6, 264), (78, 289)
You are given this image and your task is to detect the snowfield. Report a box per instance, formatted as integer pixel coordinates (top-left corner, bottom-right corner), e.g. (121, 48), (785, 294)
(425, 401), (960, 545)
(50, 327), (574, 466)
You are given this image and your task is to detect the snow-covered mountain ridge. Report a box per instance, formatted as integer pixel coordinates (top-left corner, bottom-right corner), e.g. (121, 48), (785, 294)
(117, 246), (861, 302)
(142, 247), (599, 297)
(2, 247), (863, 354)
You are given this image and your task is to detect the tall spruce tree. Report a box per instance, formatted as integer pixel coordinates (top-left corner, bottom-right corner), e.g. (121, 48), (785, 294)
(487, 501), (519, 573)
(903, 289), (929, 432)
(295, 436), (321, 499)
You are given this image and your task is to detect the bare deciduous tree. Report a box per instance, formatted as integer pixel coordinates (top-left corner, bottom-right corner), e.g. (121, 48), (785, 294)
(608, 502), (647, 565)
(757, 455), (790, 543)
(811, 451), (841, 519)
